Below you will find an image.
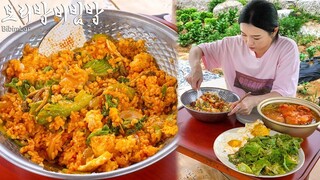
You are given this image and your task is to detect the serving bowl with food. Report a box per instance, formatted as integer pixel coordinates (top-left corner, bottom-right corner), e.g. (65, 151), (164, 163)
(0, 10), (178, 179)
(257, 97), (320, 138)
(180, 87), (240, 122)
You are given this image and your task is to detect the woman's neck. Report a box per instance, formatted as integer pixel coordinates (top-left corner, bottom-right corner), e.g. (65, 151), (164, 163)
(255, 51), (265, 58)
(254, 41), (274, 58)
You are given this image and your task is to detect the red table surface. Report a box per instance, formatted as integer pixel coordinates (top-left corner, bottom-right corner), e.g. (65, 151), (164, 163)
(177, 107), (320, 180)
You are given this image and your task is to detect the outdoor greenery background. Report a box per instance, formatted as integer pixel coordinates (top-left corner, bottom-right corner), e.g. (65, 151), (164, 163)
(176, 0), (320, 105)
(176, 0), (320, 60)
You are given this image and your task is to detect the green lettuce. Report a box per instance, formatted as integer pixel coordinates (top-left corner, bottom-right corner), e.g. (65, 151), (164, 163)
(228, 134), (303, 176)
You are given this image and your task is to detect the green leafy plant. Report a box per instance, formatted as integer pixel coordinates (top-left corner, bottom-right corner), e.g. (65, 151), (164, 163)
(296, 9), (320, 23)
(299, 53), (308, 61)
(273, 0), (282, 10)
(208, 0), (226, 12)
(237, 0), (248, 5)
(226, 23), (241, 36)
(279, 16), (305, 38)
(317, 45), (320, 54)
(177, 1), (320, 60)
(306, 46), (317, 59)
(176, 8), (239, 47)
(296, 35), (317, 46)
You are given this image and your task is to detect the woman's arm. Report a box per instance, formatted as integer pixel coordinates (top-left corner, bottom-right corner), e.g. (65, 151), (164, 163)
(185, 46), (204, 89)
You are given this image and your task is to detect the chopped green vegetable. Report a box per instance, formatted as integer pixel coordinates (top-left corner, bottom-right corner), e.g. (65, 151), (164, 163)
(83, 58), (112, 76)
(105, 94), (118, 108)
(107, 83), (136, 100)
(29, 101), (42, 115)
(265, 163), (286, 175)
(5, 78), (30, 100)
(36, 90), (93, 124)
(251, 158), (270, 175)
(283, 154), (299, 170)
(228, 134), (303, 176)
(117, 76), (129, 83)
(86, 116), (146, 143)
(124, 116), (146, 135)
(102, 94), (118, 116)
(161, 85), (167, 98)
(43, 66), (53, 72)
(237, 162), (253, 174)
(86, 124), (111, 144)
(35, 79), (59, 89)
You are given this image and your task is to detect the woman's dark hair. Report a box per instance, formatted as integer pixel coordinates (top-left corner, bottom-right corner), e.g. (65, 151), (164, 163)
(238, 0), (279, 39)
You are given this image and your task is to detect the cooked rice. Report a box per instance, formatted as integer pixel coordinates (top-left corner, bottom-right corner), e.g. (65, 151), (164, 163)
(0, 34), (178, 173)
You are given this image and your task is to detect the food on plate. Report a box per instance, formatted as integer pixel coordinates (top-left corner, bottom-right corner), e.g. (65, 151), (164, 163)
(188, 91), (231, 112)
(228, 133), (303, 176)
(221, 120), (303, 176)
(222, 120), (270, 155)
(261, 102), (320, 125)
(0, 34), (178, 173)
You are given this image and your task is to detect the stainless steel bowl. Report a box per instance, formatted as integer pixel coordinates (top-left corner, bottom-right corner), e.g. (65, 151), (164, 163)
(257, 97), (320, 138)
(180, 87), (240, 123)
(0, 10), (178, 179)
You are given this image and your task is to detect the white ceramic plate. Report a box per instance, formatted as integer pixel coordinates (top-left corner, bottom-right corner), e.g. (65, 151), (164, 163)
(213, 127), (305, 178)
(236, 107), (262, 124)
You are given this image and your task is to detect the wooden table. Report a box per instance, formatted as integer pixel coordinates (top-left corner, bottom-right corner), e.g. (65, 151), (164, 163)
(177, 107), (320, 180)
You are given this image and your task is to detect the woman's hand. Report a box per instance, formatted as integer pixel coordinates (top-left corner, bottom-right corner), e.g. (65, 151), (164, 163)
(228, 91), (282, 116)
(228, 96), (256, 115)
(185, 46), (204, 89)
(185, 66), (203, 89)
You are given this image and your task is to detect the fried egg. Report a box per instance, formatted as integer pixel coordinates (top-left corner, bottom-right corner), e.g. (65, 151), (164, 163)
(222, 120), (270, 155)
(223, 132), (249, 154)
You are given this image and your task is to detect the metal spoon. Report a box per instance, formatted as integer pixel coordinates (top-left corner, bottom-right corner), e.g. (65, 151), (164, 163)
(196, 88), (203, 99)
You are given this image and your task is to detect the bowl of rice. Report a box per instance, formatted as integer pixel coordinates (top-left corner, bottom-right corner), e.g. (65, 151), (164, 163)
(0, 10), (178, 179)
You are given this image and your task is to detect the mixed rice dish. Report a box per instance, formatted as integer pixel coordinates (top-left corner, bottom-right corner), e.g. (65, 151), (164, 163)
(0, 34), (178, 173)
(188, 92), (231, 113)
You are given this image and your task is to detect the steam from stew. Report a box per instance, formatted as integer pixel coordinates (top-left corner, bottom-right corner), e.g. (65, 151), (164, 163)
(261, 103), (320, 125)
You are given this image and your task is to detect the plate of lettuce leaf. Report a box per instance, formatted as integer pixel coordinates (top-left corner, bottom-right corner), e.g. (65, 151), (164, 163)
(214, 128), (305, 178)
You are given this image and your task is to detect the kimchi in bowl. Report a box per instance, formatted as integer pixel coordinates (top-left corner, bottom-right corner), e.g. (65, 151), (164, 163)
(257, 97), (320, 138)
